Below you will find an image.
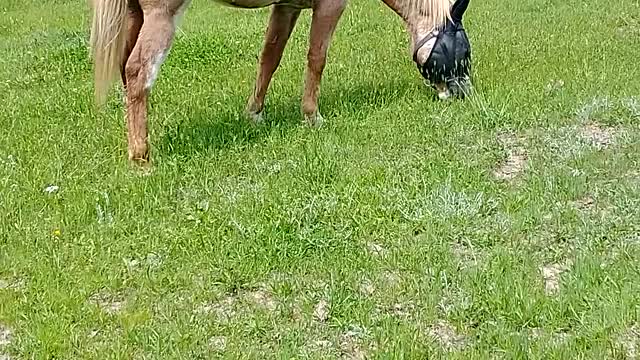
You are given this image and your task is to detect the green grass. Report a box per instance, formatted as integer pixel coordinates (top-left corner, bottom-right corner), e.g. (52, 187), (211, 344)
(1, 0), (640, 358)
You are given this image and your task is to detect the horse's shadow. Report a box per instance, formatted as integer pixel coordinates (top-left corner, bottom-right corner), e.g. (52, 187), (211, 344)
(156, 79), (423, 156)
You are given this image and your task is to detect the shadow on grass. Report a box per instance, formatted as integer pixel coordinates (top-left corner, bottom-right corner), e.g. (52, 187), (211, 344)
(155, 100), (299, 157)
(156, 78), (424, 156)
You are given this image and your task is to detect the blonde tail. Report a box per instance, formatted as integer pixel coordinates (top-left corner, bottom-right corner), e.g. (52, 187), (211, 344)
(90, 0), (128, 105)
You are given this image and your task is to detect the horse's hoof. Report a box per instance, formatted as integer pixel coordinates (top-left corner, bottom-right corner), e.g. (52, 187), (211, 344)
(129, 158), (153, 176)
(304, 112), (324, 128)
(246, 109), (264, 125)
(128, 148), (151, 171)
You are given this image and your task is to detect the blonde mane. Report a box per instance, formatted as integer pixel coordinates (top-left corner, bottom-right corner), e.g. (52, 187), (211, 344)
(402, 0), (453, 31)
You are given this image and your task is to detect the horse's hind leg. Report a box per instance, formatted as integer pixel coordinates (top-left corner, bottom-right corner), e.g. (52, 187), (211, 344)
(124, 10), (177, 165)
(246, 5), (301, 123)
(121, 0), (143, 89)
(302, 0), (346, 127)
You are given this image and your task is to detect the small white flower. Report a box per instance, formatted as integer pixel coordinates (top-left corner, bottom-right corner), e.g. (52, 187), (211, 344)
(44, 185), (59, 194)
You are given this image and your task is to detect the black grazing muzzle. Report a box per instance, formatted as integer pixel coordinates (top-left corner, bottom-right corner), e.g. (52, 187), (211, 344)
(413, 0), (472, 98)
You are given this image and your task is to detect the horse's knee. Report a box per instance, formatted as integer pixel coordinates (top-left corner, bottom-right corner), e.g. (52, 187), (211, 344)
(124, 41), (170, 92)
(124, 56), (143, 89)
(333, 0), (347, 13)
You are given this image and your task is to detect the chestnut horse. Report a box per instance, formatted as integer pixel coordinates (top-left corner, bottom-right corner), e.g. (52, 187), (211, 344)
(90, 0), (456, 166)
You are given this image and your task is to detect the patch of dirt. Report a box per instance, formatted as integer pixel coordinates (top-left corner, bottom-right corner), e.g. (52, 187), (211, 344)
(542, 101), (631, 160)
(528, 328), (570, 345)
(624, 233), (640, 246)
(122, 258), (140, 271)
(313, 300), (330, 322)
(194, 296), (237, 322)
(358, 279), (375, 297)
(580, 123), (615, 150)
(621, 97), (640, 117)
(528, 328), (545, 340)
(208, 336), (227, 352)
(0, 324), (11, 360)
(426, 320), (468, 351)
(616, 21), (640, 39)
(577, 97), (612, 122)
(540, 263), (571, 296)
(373, 301), (416, 320)
(89, 292), (126, 315)
(0, 278), (24, 291)
(145, 253), (163, 269)
(573, 194), (596, 211)
(380, 271), (401, 288)
(388, 302), (415, 318)
(624, 170), (640, 181)
(267, 271), (291, 284)
(247, 289), (277, 311)
(288, 301), (304, 322)
(0, 324), (11, 347)
(494, 132), (528, 181)
(551, 332), (570, 345)
(616, 324), (640, 359)
(339, 326), (369, 360)
(302, 339), (335, 358)
(194, 287), (277, 322)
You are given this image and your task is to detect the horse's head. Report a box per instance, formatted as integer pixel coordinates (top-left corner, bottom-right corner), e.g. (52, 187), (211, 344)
(394, 0), (472, 99)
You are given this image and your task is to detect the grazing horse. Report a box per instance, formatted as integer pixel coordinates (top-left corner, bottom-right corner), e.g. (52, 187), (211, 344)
(90, 0), (469, 166)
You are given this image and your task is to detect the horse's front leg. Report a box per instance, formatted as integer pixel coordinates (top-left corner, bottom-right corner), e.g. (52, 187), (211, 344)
(302, 0), (347, 127)
(246, 5), (301, 124)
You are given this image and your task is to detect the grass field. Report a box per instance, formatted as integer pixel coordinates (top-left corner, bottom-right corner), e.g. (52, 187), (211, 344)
(1, 0), (640, 358)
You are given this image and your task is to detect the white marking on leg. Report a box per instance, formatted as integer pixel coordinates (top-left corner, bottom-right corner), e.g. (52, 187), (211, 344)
(145, 2), (190, 91)
(145, 49), (168, 90)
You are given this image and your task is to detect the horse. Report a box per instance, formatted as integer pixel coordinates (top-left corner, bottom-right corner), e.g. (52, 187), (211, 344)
(90, 0), (469, 166)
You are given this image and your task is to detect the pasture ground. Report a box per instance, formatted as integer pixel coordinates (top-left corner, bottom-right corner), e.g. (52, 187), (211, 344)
(1, 0), (640, 358)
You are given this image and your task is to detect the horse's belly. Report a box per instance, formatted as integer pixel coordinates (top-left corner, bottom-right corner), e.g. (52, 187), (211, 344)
(213, 0), (312, 9)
